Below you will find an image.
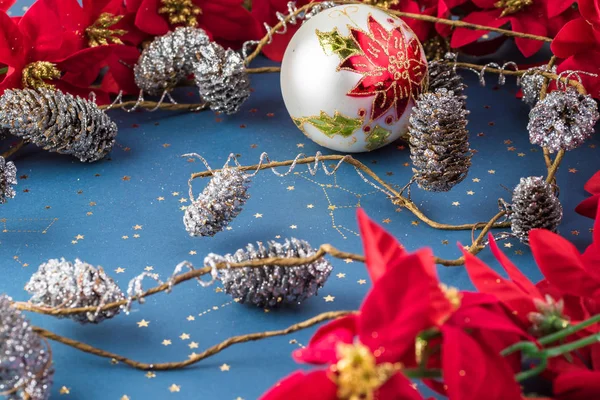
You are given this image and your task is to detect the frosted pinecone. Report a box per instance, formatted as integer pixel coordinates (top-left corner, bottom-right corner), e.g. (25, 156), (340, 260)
(528, 88), (599, 153)
(520, 66), (557, 107)
(409, 88), (472, 192)
(504, 176), (563, 244)
(134, 26), (210, 95)
(25, 258), (125, 324)
(0, 295), (54, 400)
(184, 168), (251, 237)
(427, 58), (466, 105)
(194, 42), (251, 114)
(0, 155), (16, 204)
(0, 88), (117, 162)
(214, 238), (333, 307)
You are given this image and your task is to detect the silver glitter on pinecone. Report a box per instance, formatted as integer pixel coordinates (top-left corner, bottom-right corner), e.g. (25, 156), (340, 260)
(0, 88), (117, 162)
(184, 167), (251, 237)
(0, 155), (16, 204)
(409, 88), (472, 192)
(503, 176), (563, 244)
(213, 238), (333, 307)
(194, 42), (251, 114)
(528, 88), (599, 153)
(0, 295), (54, 400)
(134, 26), (210, 95)
(427, 58), (467, 105)
(25, 258), (125, 324)
(520, 66), (556, 107)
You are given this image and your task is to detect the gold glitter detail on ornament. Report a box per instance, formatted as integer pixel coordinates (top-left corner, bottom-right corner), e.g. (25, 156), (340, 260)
(330, 342), (401, 400)
(22, 62), (61, 89)
(86, 13), (127, 47)
(423, 36), (451, 61)
(439, 283), (461, 309)
(361, 0), (400, 9)
(494, 0), (533, 16)
(159, 0), (202, 26)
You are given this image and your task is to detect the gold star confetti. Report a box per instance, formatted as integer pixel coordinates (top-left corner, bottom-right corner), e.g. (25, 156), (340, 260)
(133, 225), (143, 230)
(188, 352), (198, 359)
(290, 225), (297, 229)
(328, 205), (337, 211)
(115, 267), (125, 274)
(172, 192), (180, 196)
(189, 342), (199, 349)
(220, 364), (230, 372)
(307, 204), (314, 208)
(452, 201), (460, 206)
(162, 339), (172, 346)
(122, 235), (129, 240)
(180, 206), (187, 211)
(357, 279), (367, 285)
(60, 386), (70, 395)
(89, 201), (96, 206)
(133, 234), (140, 238)
(336, 273), (346, 278)
(467, 191), (474, 195)
(287, 186), (295, 191)
(571, 230), (580, 236)
(411, 220), (419, 226)
(179, 198), (188, 203)
(254, 213), (263, 218)
(472, 178), (480, 182)
(75, 234), (84, 240)
(324, 295), (335, 302)
(504, 139), (512, 144)
(122, 176), (131, 181)
(111, 358), (119, 365)
(137, 319), (149, 328)
(517, 153), (525, 157)
(569, 168), (578, 173)
(146, 372), (156, 379)
(168, 384), (180, 393)
(344, 258), (353, 264)
(187, 315), (195, 321)
(515, 250), (524, 255)
(157, 196), (165, 201)
(488, 170), (495, 174)
(235, 397), (244, 400)
(145, 266), (154, 271)
(297, 143), (304, 148)
(442, 240), (449, 245)
(504, 243), (513, 248)
(215, 287), (223, 293)
(162, 143), (171, 148)
(382, 218), (391, 224)
(189, 250), (197, 255)
(180, 333), (190, 340)
(71, 240), (78, 244)
(121, 396), (130, 400)
(507, 146), (516, 151)
(86, 211), (93, 216)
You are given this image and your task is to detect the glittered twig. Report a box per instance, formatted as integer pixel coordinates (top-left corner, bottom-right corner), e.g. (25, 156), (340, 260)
(32, 310), (354, 371)
(0, 139), (26, 159)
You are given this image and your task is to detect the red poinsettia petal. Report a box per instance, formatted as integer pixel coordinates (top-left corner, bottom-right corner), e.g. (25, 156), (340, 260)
(450, 10), (509, 49)
(512, 15), (547, 57)
(575, 194), (600, 219)
(260, 370), (337, 400)
(488, 234), (541, 297)
(339, 54), (377, 74)
(347, 71), (387, 95)
(0, 0), (14, 11)
(57, 45), (117, 87)
(0, 67), (22, 93)
(546, 0), (576, 18)
(376, 372), (424, 400)
(441, 325), (522, 400)
(199, 1), (261, 49)
(0, 11), (22, 65)
(357, 209), (406, 284)
(554, 370), (600, 400)
(557, 51), (600, 99)
(530, 229), (600, 298)
(582, 202), (600, 265)
(462, 249), (537, 321)
(551, 19), (598, 59)
(358, 248), (452, 363)
(350, 24), (388, 69)
(293, 314), (358, 365)
(18, 0), (64, 59)
(579, 0), (600, 29)
(372, 86), (397, 121)
(134, 0), (170, 36)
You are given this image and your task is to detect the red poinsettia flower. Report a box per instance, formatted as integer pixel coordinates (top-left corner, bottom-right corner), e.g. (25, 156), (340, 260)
(576, 171), (600, 220)
(0, 0), (115, 103)
(0, 0), (14, 11)
(551, 0), (600, 98)
(340, 16), (427, 122)
(129, 0), (262, 50)
(554, 370), (600, 400)
(451, 0), (575, 57)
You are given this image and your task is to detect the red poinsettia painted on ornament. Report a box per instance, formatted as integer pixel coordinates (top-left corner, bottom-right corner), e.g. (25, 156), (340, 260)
(339, 16), (427, 122)
(128, 0), (262, 50)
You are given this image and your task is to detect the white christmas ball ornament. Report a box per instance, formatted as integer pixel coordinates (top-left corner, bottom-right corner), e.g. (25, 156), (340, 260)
(281, 4), (428, 152)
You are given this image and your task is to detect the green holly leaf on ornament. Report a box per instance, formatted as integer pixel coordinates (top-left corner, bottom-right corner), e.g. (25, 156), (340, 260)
(316, 29), (360, 60)
(293, 111), (363, 138)
(365, 125), (391, 151)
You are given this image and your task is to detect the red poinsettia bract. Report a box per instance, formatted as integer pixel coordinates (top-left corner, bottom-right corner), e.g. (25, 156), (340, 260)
(554, 370), (600, 400)
(576, 171), (600, 220)
(0, 0), (14, 11)
(339, 16), (427, 122)
(129, 0), (261, 50)
(0, 0), (116, 103)
(551, 0), (600, 98)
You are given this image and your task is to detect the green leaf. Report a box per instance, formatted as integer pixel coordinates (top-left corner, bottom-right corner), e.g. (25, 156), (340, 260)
(316, 29), (360, 60)
(0, 67), (7, 75)
(365, 125), (391, 151)
(293, 111), (363, 138)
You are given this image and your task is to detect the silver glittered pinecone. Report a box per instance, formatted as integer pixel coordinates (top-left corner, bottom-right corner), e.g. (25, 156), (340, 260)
(194, 42), (251, 114)
(0, 88), (117, 162)
(0, 295), (54, 400)
(0, 155), (16, 204)
(520, 66), (557, 107)
(184, 168), (251, 237)
(504, 176), (563, 244)
(213, 238), (333, 307)
(528, 88), (599, 153)
(427, 58), (467, 105)
(25, 258), (125, 324)
(409, 88), (472, 192)
(135, 26), (210, 95)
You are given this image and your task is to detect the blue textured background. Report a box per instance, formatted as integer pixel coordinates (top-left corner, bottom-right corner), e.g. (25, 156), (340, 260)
(1, 1), (599, 399)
